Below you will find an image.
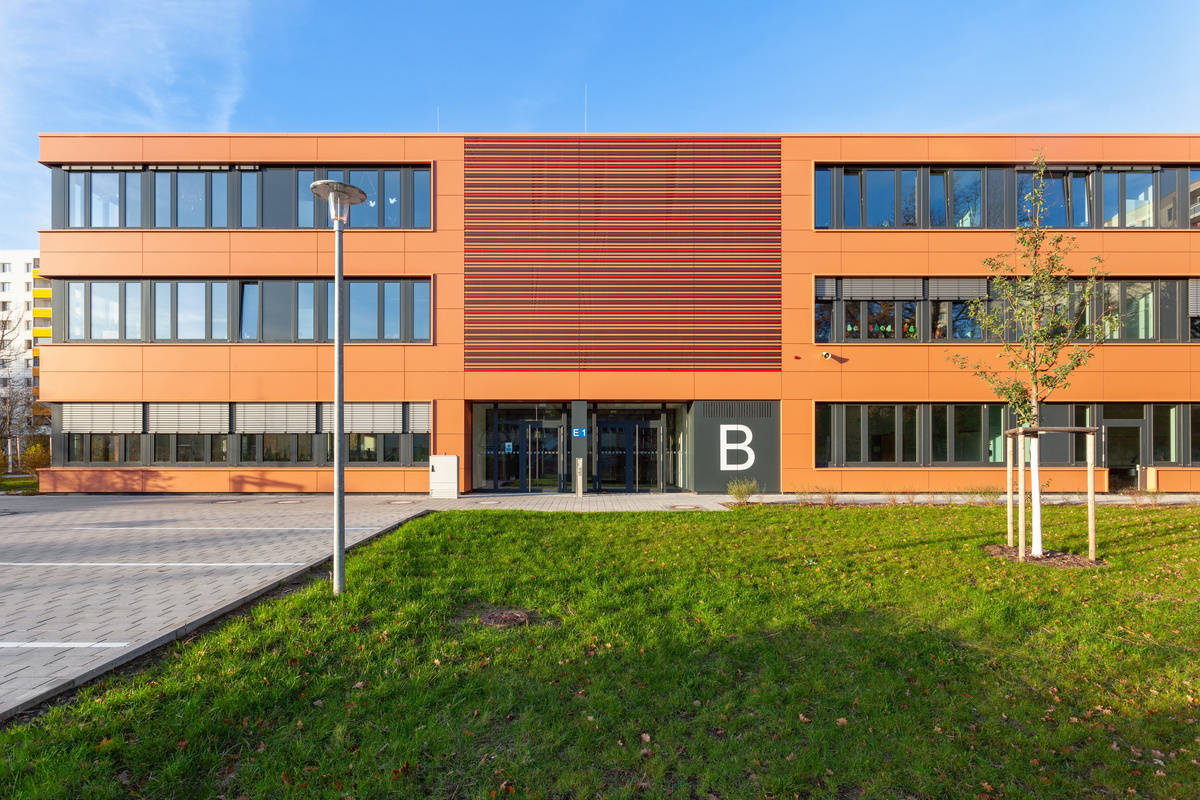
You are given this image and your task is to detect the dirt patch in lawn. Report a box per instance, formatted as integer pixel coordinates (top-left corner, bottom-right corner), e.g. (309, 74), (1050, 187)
(983, 543), (1106, 568)
(454, 604), (558, 629)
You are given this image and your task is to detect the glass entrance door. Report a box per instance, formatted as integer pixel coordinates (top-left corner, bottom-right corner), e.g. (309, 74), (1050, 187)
(593, 421), (663, 492)
(486, 417), (567, 492)
(1106, 426), (1141, 491)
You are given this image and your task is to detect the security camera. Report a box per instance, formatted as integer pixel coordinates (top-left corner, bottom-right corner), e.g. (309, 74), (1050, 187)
(821, 351), (832, 360)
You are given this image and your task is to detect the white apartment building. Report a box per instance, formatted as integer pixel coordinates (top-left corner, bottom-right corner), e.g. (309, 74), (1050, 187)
(0, 249), (44, 392)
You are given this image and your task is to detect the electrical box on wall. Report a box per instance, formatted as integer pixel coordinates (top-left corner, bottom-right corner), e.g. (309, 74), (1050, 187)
(429, 454), (459, 499)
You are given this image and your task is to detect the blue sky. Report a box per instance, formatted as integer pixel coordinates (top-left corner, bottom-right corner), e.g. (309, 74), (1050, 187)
(1, 0), (1198, 247)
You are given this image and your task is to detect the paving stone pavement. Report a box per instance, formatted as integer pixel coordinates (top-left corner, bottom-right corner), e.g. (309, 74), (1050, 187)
(0, 491), (731, 722)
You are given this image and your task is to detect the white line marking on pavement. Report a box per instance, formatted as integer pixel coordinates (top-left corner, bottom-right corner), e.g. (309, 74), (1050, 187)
(0, 642), (130, 649)
(71, 526), (379, 531)
(0, 562), (307, 567)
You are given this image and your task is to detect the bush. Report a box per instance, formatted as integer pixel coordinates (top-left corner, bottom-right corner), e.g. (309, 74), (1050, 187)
(21, 443), (49, 474)
(727, 477), (760, 505)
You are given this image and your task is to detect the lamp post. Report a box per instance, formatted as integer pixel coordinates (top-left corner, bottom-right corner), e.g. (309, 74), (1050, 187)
(311, 179), (366, 595)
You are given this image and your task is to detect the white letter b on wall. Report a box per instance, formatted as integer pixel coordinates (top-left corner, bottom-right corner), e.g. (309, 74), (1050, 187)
(719, 424), (755, 471)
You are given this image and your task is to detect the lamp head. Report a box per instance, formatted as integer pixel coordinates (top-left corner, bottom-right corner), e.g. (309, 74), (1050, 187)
(310, 179), (367, 224)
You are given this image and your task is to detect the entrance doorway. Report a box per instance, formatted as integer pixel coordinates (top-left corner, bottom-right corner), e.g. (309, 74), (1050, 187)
(477, 404), (570, 492)
(1106, 425), (1141, 491)
(593, 421), (663, 492)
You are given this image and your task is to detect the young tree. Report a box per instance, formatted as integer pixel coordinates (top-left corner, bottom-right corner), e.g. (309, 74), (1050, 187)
(951, 153), (1116, 556)
(0, 305), (48, 468)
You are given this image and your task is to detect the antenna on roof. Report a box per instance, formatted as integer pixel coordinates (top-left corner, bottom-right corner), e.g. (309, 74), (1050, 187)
(436, 106), (440, 133)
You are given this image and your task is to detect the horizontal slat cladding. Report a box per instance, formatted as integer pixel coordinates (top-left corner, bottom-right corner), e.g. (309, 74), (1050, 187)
(464, 137), (782, 371)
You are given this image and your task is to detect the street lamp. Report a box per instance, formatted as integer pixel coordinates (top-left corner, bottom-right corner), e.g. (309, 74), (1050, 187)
(311, 179), (366, 595)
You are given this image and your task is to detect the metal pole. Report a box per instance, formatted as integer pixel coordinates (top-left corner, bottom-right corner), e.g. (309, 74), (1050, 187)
(1005, 434), (1013, 547)
(1087, 431), (1096, 562)
(332, 213), (346, 595)
(1017, 430), (1025, 562)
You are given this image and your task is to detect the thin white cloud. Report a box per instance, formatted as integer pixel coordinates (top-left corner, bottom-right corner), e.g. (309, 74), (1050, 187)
(0, 0), (251, 247)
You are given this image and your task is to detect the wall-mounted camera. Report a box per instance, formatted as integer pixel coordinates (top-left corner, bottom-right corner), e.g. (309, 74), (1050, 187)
(821, 351), (832, 360)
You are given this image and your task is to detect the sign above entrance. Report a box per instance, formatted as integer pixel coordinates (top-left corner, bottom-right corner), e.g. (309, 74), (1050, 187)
(572, 427), (588, 438)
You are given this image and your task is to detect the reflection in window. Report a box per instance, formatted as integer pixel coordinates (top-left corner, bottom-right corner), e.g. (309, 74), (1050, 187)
(297, 282), (314, 340)
(176, 434), (206, 462)
(383, 434), (401, 462)
(91, 173), (120, 227)
(155, 172), (171, 227)
(211, 282), (228, 339)
(899, 169), (917, 227)
(901, 405), (917, 462)
(1158, 169), (1177, 227)
(90, 282), (120, 340)
(155, 282), (171, 339)
(1191, 169), (1200, 229)
(383, 282), (401, 340)
(413, 168), (431, 228)
(412, 280), (431, 340)
(814, 168), (831, 229)
(815, 403), (832, 465)
(177, 282), (206, 339)
(384, 170), (401, 227)
(261, 281), (292, 342)
(951, 301), (980, 339)
(67, 282), (85, 339)
(263, 434), (291, 462)
(349, 170), (379, 227)
(950, 169), (981, 227)
(929, 170), (947, 227)
(867, 301), (894, 338)
(1070, 173), (1090, 227)
(1102, 172), (1120, 227)
(68, 172), (86, 227)
(241, 171), (258, 227)
(240, 283), (259, 340)
(349, 433), (378, 462)
(89, 434), (120, 463)
(1123, 281), (1154, 340)
(177, 172), (206, 227)
(842, 170), (861, 228)
(297, 170), (314, 228)
(865, 170), (895, 227)
(844, 301), (861, 339)
(349, 282), (378, 339)
(932, 405), (948, 460)
(931, 301), (950, 339)
(211, 173), (228, 227)
(1124, 171), (1153, 228)
(901, 301), (918, 339)
(125, 172), (142, 227)
(240, 435), (257, 462)
(125, 282), (141, 339)
(814, 301), (832, 343)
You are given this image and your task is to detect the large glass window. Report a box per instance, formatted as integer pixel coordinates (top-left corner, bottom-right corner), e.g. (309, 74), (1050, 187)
(412, 280), (431, 341)
(125, 282), (141, 339)
(928, 170), (947, 227)
(210, 282), (228, 339)
(866, 405), (896, 462)
(239, 283), (259, 340)
(814, 301), (832, 343)
(1152, 404), (1177, 463)
(1102, 171), (1120, 227)
(211, 173), (228, 227)
(349, 170), (379, 228)
(1158, 169), (1178, 227)
(413, 168), (432, 228)
(865, 170), (895, 228)
(1070, 172), (1090, 227)
(91, 173), (120, 228)
(349, 281), (379, 339)
(842, 170), (861, 228)
(154, 282), (172, 339)
(867, 301), (894, 339)
(261, 281), (293, 342)
(383, 170), (401, 228)
(90, 282), (120, 340)
(845, 404), (862, 463)
(176, 434), (206, 462)
(68, 172), (86, 227)
(953, 405), (983, 462)
(1191, 169), (1200, 229)
(297, 282), (315, 340)
(950, 169), (982, 227)
(177, 172), (206, 227)
(297, 170), (314, 228)
(176, 282), (206, 339)
(1124, 171), (1154, 228)
(241, 171), (258, 227)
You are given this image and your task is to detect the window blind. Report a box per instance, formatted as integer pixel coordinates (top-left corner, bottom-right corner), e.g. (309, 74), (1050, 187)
(928, 278), (988, 299)
(1189, 278), (1200, 315)
(814, 277), (837, 300)
(842, 277), (924, 300)
(61, 403), (143, 433)
(320, 402), (431, 434)
(148, 403), (228, 433)
(233, 403), (316, 433)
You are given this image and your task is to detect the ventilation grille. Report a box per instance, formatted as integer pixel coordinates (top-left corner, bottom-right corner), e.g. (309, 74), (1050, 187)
(234, 403), (316, 434)
(700, 401), (775, 419)
(61, 403), (143, 433)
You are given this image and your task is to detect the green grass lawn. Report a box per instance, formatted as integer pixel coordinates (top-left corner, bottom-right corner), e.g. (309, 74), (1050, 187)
(5, 505), (1200, 799)
(0, 475), (36, 493)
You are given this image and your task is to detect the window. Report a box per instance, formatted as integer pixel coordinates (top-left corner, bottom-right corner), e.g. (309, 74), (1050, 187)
(176, 282), (206, 339)
(297, 170), (314, 228)
(865, 170), (895, 228)
(145, 281), (231, 342)
(1153, 404), (1177, 463)
(238, 433), (316, 464)
(68, 433), (142, 464)
(842, 170), (861, 228)
(176, 172), (207, 227)
(125, 172), (142, 226)
(349, 170), (379, 228)
(819, 403), (920, 466)
(90, 282), (120, 340)
(1124, 171), (1154, 228)
(67, 281), (143, 341)
(928, 170), (947, 227)
(68, 172), (86, 227)
(349, 281), (379, 338)
(241, 171), (258, 227)
(949, 169), (982, 227)
(814, 301), (833, 343)
(1102, 279), (1157, 341)
(212, 173), (228, 227)
(814, 168), (831, 229)
(239, 283), (259, 340)
(151, 434), (228, 464)
(155, 172), (171, 226)
(91, 173), (120, 227)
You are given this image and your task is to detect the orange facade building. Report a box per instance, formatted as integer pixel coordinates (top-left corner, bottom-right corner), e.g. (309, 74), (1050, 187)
(36, 133), (1200, 494)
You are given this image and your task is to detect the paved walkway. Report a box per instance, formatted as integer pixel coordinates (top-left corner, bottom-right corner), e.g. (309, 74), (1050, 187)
(3, 489), (1197, 722)
(0, 491), (727, 722)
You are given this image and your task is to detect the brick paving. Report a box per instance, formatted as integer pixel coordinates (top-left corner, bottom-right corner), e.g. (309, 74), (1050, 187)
(0, 491), (727, 721)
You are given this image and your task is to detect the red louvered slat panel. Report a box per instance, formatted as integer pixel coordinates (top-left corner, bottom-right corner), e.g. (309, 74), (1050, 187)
(463, 137), (781, 371)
